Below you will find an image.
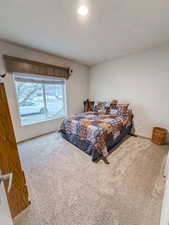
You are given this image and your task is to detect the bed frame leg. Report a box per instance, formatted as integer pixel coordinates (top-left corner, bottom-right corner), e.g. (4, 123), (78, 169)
(129, 133), (138, 137)
(102, 157), (110, 165)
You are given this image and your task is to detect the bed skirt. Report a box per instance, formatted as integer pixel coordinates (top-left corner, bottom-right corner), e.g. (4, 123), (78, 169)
(60, 124), (132, 162)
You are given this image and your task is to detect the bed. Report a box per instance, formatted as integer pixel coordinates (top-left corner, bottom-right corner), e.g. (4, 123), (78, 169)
(60, 105), (133, 162)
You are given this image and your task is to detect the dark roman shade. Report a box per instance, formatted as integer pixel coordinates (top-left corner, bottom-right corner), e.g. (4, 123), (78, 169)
(14, 73), (65, 85)
(3, 55), (71, 79)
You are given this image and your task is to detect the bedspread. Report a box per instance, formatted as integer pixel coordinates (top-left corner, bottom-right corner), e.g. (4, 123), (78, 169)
(60, 111), (132, 157)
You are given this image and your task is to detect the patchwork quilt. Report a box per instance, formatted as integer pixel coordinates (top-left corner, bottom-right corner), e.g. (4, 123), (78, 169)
(60, 111), (132, 157)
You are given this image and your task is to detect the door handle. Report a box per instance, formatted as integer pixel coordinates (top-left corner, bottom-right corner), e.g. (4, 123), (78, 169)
(0, 173), (13, 193)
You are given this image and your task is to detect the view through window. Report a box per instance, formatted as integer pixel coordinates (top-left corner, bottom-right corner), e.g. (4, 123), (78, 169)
(14, 73), (66, 126)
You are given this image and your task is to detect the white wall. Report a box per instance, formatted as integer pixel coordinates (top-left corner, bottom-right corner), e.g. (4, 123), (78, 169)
(0, 41), (89, 142)
(89, 45), (169, 139)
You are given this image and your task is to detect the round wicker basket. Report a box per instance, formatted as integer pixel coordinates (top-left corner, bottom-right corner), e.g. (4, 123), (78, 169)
(151, 127), (167, 145)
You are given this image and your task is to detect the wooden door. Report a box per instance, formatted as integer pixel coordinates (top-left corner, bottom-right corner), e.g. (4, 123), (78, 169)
(160, 177), (169, 225)
(0, 172), (14, 225)
(0, 82), (30, 217)
(160, 152), (169, 225)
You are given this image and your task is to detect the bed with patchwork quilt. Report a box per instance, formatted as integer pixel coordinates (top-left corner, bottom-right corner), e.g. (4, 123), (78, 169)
(60, 104), (133, 162)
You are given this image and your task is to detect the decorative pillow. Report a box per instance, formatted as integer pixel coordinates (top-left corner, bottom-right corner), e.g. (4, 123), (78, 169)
(109, 102), (129, 115)
(111, 100), (118, 105)
(116, 104), (129, 114)
(94, 100), (129, 115)
(110, 109), (119, 116)
(110, 100), (118, 110)
(94, 101), (109, 113)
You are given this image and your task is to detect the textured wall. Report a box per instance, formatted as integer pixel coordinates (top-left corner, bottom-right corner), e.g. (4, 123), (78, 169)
(89, 45), (169, 140)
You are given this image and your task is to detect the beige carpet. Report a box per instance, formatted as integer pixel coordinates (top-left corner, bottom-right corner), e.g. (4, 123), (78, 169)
(14, 133), (168, 225)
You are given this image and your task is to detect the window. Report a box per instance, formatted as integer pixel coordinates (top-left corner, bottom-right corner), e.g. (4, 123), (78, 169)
(14, 73), (66, 126)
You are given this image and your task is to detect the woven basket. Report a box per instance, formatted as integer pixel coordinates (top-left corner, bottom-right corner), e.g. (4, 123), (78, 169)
(151, 127), (167, 145)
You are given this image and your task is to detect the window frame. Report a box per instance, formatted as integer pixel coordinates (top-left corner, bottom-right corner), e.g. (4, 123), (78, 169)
(13, 73), (67, 126)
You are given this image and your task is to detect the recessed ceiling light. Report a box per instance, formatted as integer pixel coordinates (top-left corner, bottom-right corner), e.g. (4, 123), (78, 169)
(78, 5), (88, 16)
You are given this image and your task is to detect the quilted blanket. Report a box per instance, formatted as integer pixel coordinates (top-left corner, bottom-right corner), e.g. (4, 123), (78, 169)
(60, 111), (132, 157)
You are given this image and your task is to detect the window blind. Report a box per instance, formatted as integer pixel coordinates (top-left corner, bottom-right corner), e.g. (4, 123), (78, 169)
(3, 55), (71, 79)
(14, 73), (65, 85)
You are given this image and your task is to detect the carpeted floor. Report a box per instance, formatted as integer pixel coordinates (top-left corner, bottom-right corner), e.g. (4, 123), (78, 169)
(14, 133), (168, 225)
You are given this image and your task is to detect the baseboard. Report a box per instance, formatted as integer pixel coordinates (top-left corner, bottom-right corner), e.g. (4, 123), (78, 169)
(17, 130), (58, 144)
(136, 135), (151, 140)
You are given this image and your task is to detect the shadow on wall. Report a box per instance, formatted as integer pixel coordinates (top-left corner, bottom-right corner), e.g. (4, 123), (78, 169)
(132, 103), (152, 138)
(133, 104), (169, 144)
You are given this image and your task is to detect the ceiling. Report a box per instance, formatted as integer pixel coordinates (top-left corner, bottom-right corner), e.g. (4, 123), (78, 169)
(1, 0), (169, 66)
